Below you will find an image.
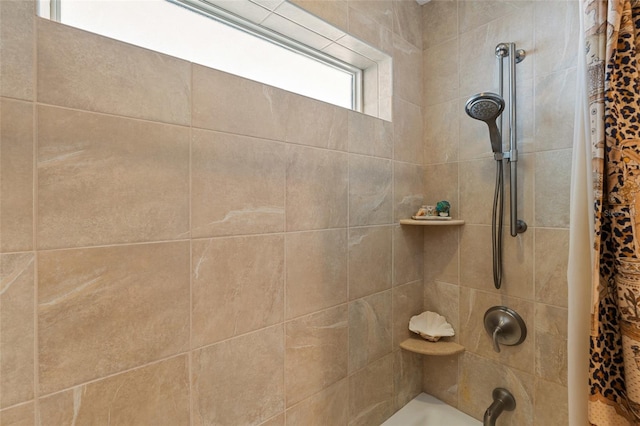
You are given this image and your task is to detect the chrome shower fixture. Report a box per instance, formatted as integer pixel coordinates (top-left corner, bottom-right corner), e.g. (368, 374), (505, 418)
(495, 43), (526, 63)
(496, 42), (527, 238)
(464, 42), (528, 290)
(465, 92), (505, 154)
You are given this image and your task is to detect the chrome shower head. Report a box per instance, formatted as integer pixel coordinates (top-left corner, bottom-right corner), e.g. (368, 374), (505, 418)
(465, 92), (505, 153)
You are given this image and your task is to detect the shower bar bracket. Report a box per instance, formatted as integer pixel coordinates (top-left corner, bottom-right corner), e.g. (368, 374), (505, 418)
(495, 43), (526, 63)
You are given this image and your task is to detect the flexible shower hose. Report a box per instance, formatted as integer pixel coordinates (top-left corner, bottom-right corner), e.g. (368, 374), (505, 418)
(492, 160), (504, 289)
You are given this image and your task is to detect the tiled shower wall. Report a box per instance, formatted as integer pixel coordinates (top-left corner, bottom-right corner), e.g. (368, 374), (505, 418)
(0, 1), (426, 424)
(421, 1), (577, 425)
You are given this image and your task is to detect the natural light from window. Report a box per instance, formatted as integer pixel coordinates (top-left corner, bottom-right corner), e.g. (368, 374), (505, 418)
(41, 0), (356, 109)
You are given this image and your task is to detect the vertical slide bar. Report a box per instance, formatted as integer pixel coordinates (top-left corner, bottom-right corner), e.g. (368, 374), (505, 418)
(508, 43), (519, 237)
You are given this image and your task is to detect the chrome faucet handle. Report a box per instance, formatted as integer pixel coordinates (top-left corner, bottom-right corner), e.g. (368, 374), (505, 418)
(484, 306), (527, 354)
(491, 326), (502, 353)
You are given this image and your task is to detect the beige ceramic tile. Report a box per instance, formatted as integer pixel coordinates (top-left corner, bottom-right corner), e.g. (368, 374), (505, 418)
(192, 235), (284, 348)
(392, 0), (422, 49)
(393, 97), (423, 164)
(348, 354), (394, 426)
(534, 379), (568, 426)
(535, 228), (569, 307)
(535, 304), (568, 386)
(394, 349), (423, 410)
(393, 225), (424, 286)
(39, 356), (190, 426)
(422, 0), (457, 50)
(502, 228), (534, 297)
(392, 281), (423, 348)
(0, 402), (34, 426)
(459, 288), (534, 374)
(458, 158), (496, 225)
(290, 0), (348, 30)
(459, 225), (534, 300)
(348, 226), (392, 300)
(192, 65), (289, 140)
(191, 130), (285, 238)
(285, 379), (348, 426)
(393, 34), (422, 107)
(422, 355), (459, 407)
(1, 99), (33, 252)
(458, 3), (533, 99)
(38, 242), (190, 394)
(285, 305), (348, 406)
(262, 414), (286, 426)
(347, 0), (392, 31)
(192, 326), (284, 426)
(286, 229), (348, 319)
(458, 226), (494, 290)
(393, 161), (424, 222)
(458, 1), (530, 35)
(521, 75), (537, 145)
(423, 99), (459, 164)
(423, 39), (458, 107)
(349, 155), (393, 226)
(37, 106), (189, 249)
(534, 1), (579, 78)
(286, 145), (348, 231)
(349, 290), (392, 372)
(424, 281), (460, 340)
(424, 162), (459, 219)
(37, 20), (190, 125)
(0, 0), (34, 100)
(348, 111), (393, 159)
(459, 352), (534, 425)
(0, 253), (34, 408)
(535, 69), (577, 151)
(535, 149), (572, 228)
(348, 8), (391, 53)
(424, 227), (459, 286)
(283, 94), (348, 151)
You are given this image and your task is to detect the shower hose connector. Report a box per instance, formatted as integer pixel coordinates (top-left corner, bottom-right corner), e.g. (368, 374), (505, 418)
(483, 388), (516, 426)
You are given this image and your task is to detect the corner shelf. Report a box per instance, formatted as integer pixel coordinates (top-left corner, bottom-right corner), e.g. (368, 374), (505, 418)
(400, 337), (465, 356)
(400, 219), (465, 226)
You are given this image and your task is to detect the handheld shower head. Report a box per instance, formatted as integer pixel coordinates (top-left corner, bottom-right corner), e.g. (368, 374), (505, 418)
(465, 92), (505, 154)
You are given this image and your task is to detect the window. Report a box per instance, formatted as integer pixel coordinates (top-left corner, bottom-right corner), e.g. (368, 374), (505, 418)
(38, 0), (392, 119)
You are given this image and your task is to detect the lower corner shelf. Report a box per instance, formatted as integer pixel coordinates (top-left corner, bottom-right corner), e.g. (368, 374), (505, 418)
(400, 337), (465, 356)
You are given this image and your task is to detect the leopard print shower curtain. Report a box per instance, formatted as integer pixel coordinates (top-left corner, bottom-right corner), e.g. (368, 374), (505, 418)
(585, 0), (640, 424)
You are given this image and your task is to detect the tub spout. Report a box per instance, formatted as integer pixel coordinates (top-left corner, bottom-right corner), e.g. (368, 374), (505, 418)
(483, 388), (515, 426)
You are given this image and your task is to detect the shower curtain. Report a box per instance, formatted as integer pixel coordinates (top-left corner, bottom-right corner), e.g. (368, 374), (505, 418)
(575, 0), (640, 424)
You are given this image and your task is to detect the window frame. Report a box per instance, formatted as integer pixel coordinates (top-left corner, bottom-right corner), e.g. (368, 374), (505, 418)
(42, 0), (363, 112)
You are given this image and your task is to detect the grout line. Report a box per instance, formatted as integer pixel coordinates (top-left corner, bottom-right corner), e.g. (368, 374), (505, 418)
(33, 101), (192, 131)
(345, 146), (352, 394)
(30, 100), (414, 164)
(282, 149), (288, 410)
(31, 224), (414, 257)
(36, 352), (189, 401)
(34, 238), (193, 254)
(32, 8), (40, 421)
(188, 61), (194, 426)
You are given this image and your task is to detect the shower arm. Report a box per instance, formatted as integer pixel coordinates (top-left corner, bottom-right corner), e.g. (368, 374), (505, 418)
(496, 43), (527, 237)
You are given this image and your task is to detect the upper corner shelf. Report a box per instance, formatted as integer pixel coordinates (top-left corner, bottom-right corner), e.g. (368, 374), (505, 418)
(400, 337), (465, 356)
(400, 219), (465, 226)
